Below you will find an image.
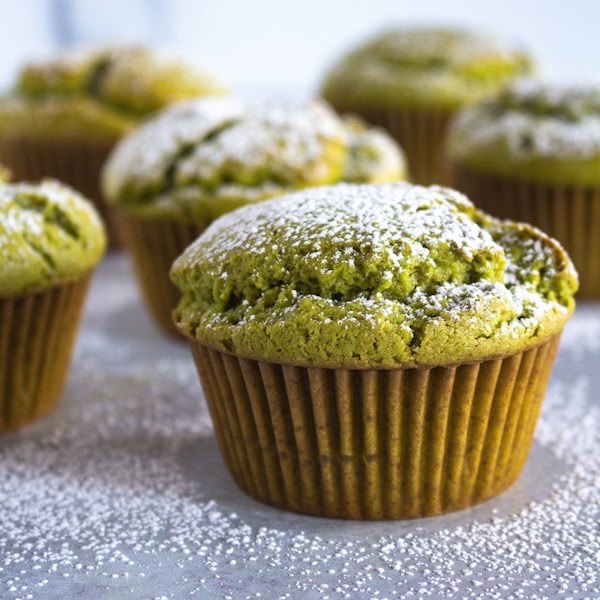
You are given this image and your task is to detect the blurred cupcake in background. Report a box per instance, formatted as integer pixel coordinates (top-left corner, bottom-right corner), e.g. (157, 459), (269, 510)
(448, 81), (600, 297)
(0, 179), (106, 430)
(102, 97), (407, 336)
(321, 26), (533, 185)
(0, 44), (225, 245)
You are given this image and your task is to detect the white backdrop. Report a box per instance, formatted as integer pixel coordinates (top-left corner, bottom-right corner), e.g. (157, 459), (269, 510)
(2, 0), (599, 95)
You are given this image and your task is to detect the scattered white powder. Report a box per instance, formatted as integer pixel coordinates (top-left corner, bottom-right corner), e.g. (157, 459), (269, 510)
(0, 255), (598, 599)
(102, 97), (246, 199)
(173, 183), (574, 366)
(451, 80), (600, 161)
(191, 183), (566, 289)
(0, 180), (105, 294)
(555, 303), (600, 360)
(102, 98), (404, 212)
(454, 109), (600, 161)
(104, 97), (343, 198)
(0, 180), (83, 238)
(175, 101), (341, 187)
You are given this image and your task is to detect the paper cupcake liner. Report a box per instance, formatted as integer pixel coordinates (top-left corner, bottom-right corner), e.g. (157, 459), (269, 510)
(330, 104), (454, 185)
(0, 275), (91, 431)
(451, 164), (600, 297)
(188, 336), (560, 520)
(0, 135), (120, 246)
(116, 210), (206, 336)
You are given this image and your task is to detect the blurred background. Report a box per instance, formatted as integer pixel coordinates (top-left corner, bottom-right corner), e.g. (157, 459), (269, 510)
(2, 0), (599, 95)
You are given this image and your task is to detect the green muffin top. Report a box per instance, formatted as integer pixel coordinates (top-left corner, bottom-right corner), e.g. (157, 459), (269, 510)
(171, 182), (577, 368)
(0, 179), (106, 296)
(448, 81), (600, 185)
(0, 45), (224, 140)
(321, 27), (532, 110)
(102, 98), (406, 222)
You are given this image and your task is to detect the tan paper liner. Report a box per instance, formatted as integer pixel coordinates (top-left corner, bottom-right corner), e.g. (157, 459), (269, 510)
(0, 135), (120, 246)
(0, 275), (91, 431)
(330, 104), (454, 186)
(188, 335), (560, 520)
(116, 210), (206, 336)
(451, 163), (600, 298)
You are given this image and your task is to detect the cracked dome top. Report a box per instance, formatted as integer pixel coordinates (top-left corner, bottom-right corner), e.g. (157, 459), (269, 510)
(0, 180), (106, 296)
(171, 182), (577, 368)
(102, 98), (407, 222)
(321, 27), (533, 110)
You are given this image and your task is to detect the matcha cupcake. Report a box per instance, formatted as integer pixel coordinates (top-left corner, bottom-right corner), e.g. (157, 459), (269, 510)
(171, 182), (577, 520)
(448, 81), (600, 297)
(102, 97), (406, 336)
(0, 44), (224, 244)
(321, 26), (532, 185)
(0, 179), (106, 430)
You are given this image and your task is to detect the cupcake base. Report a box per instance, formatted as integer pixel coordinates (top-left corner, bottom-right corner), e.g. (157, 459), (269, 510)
(0, 276), (91, 431)
(330, 104), (453, 185)
(188, 337), (560, 520)
(116, 211), (206, 337)
(451, 164), (600, 297)
(0, 135), (120, 246)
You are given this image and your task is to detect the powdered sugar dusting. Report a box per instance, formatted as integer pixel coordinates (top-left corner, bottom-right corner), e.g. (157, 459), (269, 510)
(102, 97), (245, 199)
(175, 101), (343, 187)
(0, 180), (106, 295)
(451, 80), (600, 160)
(0, 180), (89, 238)
(102, 98), (405, 215)
(206, 184), (490, 270)
(0, 255), (597, 598)
(172, 183), (575, 366)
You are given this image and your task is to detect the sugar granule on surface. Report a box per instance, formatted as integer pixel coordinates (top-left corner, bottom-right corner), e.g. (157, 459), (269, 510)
(0, 256), (598, 600)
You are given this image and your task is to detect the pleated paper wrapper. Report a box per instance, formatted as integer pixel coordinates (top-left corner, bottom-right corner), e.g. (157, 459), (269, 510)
(0, 275), (91, 431)
(451, 163), (600, 297)
(329, 104), (454, 186)
(188, 335), (560, 520)
(0, 136), (120, 246)
(117, 210), (206, 337)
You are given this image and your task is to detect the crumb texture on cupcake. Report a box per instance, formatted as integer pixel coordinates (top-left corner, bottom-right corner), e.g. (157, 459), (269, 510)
(103, 98), (406, 222)
(0, 180), (106, 296)
(0, 45), (224, 139)
(321, 27), (532, 110)
(171, 182), (577, 368)
(448, 81), (600, 185)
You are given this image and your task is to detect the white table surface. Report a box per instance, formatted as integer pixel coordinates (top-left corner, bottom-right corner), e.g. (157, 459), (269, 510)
(1, 254), (599, 600)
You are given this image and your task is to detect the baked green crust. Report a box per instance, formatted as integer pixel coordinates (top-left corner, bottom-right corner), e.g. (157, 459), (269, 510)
(171, 182), (577, 368)
(448, 81), (600, 186)
(321, 27), (532, 110)
(102, 98), (407, 222)
(0, 179), (106, 296)
(0, 45), (224, 140)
